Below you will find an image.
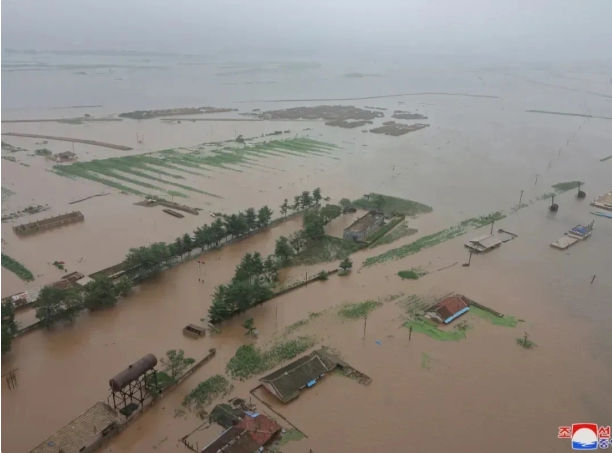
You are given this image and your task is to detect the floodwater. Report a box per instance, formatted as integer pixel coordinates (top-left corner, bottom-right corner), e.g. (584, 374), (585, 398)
(2, 53), (612, 453)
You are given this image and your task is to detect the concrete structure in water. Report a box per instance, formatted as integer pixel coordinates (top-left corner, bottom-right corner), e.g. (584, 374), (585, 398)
(13, 211), (84, 236)
(464, 234), (503, 253)
(343, 210), (385, 241)
(30, 402), (121, 453)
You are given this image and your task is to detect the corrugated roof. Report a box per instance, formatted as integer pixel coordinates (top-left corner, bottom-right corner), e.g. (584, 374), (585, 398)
(236, 414), (282, 445)
(200, 427), (262, 453)
(30, 402), (121, 453)
(260, 354), (335, 403)
(469, 234), (502, 249)
(429, 295), (470, 321)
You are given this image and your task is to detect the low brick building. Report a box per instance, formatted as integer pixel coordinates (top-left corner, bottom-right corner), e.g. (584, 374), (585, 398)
(343, 211), (385, 241)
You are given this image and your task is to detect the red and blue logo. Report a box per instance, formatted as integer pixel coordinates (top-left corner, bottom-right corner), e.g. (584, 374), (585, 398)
(559, 424), (611, 450)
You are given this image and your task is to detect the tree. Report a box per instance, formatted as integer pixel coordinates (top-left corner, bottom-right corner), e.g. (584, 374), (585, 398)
(242, 318), (256, 337)
(339, 257), (353, 273)
(160, 349), (195, 379)
(35, 286), (83, 328)
(263, 255), (278, 283)
(2, 301), (17, 355)
(288, 231), (306, 253)
(182, 233), (193, 254)
(2, 324), (13, 355)
(116, 276), (133, 297)
(320, 204), (342, 223)
(339, 198), (352, 209)
(303, 211), (325, 242)
(173, 237), (184, 257)
(124, 242), (171, 279)
(83, 275), (118, 310)
(257, 206), (273, 228)
(194, 225), (214, 251)
(244, 208), (257, 231)
(208, 285), (233, 323)
(275, 236), (294, 264)
(210, 218), (226, 245)
(300, 191), (313, 208)
(280, 199), (289, 218)
(313, 188), (322, 205)
(374, 195), (385, 211)
(292, 195), (301, 211)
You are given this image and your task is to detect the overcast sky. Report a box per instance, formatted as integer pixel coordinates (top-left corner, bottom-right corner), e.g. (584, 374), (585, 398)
(2, 0), (611, 61)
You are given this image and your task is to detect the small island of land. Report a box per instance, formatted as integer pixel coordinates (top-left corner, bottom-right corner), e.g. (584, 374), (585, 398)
(370, 121), (429, 136)
(246, 105), (384, 122)
(118, 106), (238, 120)
(392, 110), (428, 120)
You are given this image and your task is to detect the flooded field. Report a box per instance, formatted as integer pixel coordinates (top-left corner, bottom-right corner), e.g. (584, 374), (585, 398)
(2, 55), (612, 453)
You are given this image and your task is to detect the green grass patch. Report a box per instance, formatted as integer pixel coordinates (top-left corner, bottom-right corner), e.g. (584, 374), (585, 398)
(1, 187), (15, 200)
(403, 318), (466, 341)
(352, 193), (433, 217)
(284, 319), (309, 336)
(277, 429), (305, 446)
(516, 338), (537, 349)
(337, 300), (382, 319)
(470, 306), (518, 327)
(365, 211), (506, 267)
(291, 235), (364, 266)
(398, 267), (427, 280)
(369, 221), (418, 248)
(552, 181), (583, 193)
(421, 353), (432, 369)
(1, 254), (34, 281)
(226, 336), (317, 380)
(182, 375), (233, 411)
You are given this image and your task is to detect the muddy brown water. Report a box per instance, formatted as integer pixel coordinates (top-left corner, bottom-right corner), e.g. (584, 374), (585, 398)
(2, 71), (612, 453)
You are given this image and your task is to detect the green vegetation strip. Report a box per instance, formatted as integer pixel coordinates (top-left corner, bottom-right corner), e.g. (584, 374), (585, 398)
(226, 336), (317, 380)
(403, 319), (466, 341)
(365, 212), (505, 267)
(397, 267), (427, 280)
(53, 138), (335, 198)
(337, 300), (382, 319)
(369, 221), (418, 248)
(552, 181), (583, 193)
(278, 429), (305, 446)
(1, 254), (34, 281)
(353, 193), (433, 216)
(470, 306), (518, 327)
(365, 216), (404, 246)
(1, 187), (15, 200)
(182, 375), (233, 410)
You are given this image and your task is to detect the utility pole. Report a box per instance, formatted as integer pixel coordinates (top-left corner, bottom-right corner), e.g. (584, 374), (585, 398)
(490, 220), (495, 235)
(363, 314), (368, 340)
(534, 174), (539, 185)
(275, 306), (278, 329)
(408, 326), (413, 341)
(519, 190), (524, 206)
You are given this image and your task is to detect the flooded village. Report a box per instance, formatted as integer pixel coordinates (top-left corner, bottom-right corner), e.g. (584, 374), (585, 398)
(2, 51), (612, 453)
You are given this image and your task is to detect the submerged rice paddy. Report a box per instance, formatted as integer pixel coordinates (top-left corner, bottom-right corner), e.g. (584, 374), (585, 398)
(53, 138), (337, 198)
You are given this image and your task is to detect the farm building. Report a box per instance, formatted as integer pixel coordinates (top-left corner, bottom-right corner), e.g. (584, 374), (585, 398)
(343, 211), (385, 241)
(425, 295), (471, 324)
(259, 351), (338, 403)
(30, 402), (121, 453)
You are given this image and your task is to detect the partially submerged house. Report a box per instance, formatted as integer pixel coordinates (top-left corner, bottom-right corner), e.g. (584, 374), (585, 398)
(464, 234), (502, 253)
(343, 211), (385, 241)
(259, 351), (338, 403)
(425, 295), (471, 324)
(200, 413), (282, 453)
(52, 151), (78, 163)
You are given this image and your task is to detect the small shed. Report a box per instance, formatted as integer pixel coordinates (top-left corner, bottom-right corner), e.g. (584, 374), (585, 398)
(200, 426), (262, 453)
(259, 353), (337, 403)
(464, 234), (502, 253)
(209, 404), (245, 429)
(53, 151), (78, 163)
(425, 295), (470, 324)
(183, 324), (206, 338)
